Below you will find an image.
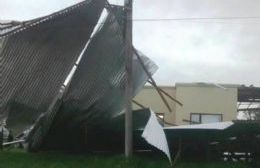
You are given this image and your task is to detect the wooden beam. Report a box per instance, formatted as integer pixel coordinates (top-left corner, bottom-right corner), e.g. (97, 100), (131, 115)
(132, 101), (178, 126)
(132, 99), (146, 109)
(147, 80), (183, 106)
(172, 138), (182, 166)
(133, 48), (172, 112)
(182, 119), (200, 124)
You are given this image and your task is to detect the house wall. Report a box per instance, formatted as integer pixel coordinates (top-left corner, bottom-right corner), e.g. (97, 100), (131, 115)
(133, 86), (176, 126)
(133, 83), (238, 126)
(175, 83), (238, 125)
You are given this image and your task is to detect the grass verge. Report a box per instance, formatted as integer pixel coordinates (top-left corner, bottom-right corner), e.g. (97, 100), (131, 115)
(0, 150), (253, 168)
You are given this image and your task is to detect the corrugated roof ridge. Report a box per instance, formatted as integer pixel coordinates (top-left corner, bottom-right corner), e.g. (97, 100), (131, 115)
(0, 0), (92, 38)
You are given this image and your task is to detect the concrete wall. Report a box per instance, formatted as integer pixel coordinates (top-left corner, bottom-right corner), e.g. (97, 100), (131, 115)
(133, 83), (238, 126)
(175, 83), (238, 125)
(133, 86), (176, 125)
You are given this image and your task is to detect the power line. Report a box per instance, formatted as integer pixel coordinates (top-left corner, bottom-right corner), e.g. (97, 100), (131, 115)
(131, 16), (260, 22)
(3, 14), (260, 37)
(132, 20), (260, 25)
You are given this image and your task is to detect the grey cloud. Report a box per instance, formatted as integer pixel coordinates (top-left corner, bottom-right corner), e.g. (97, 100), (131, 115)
(133, 0), (260, 86)
(1, 0), (260, 86)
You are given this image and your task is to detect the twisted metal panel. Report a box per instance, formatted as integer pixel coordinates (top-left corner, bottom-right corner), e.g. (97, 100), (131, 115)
(36, 7), (157, 151)
(0, 0), (105, 134)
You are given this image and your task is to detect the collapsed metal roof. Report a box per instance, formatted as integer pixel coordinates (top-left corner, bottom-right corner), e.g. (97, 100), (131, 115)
(0, 0), (106, 136)
(0, 0), (159, 152)
(238, 85), (260, 103)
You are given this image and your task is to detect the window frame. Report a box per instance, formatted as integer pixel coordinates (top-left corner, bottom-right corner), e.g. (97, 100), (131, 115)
(190, 113), (223, 124)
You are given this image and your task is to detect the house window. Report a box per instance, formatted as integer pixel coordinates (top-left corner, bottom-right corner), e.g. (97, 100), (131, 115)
(190, 113), (222, 124)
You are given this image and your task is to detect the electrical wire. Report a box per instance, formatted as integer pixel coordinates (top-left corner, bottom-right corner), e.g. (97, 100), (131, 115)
(131, 16), (260, 22)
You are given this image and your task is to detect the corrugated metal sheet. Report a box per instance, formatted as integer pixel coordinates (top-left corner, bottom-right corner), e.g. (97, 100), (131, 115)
(142, 109), (172, 164)
(0, 0), (105, 134)
(35, 6), (158, 151)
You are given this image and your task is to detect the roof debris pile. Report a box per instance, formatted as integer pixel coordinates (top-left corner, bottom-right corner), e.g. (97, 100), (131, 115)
(0, 0), (105, 135)
(0, 0), (160, 153)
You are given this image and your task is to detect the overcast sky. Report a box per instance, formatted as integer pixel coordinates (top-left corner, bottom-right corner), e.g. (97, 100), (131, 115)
(1, 0), (260, 86)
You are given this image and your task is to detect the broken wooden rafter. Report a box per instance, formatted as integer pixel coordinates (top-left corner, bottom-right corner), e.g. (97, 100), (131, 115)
(147, 80), (183, 106)
(133, 48), (172, 112)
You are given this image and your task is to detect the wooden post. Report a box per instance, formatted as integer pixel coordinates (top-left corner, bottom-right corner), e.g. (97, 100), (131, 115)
(124, 0), (133, 157)
(173, 138), (182, 166)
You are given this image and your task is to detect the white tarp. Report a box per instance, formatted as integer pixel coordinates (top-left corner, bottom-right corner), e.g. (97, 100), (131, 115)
(142, 109), (172, 164)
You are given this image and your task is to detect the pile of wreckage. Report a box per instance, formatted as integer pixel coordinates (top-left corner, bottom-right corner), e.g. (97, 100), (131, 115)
(1, 0), (260, 163)
(0, 0), (171, 162)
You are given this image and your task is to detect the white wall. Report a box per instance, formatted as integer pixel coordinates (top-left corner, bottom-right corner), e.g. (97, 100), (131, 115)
(133, 86), (176, 125)
(175, 83), (238, 125)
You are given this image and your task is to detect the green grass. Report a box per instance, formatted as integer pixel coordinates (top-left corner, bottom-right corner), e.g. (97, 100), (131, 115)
(0, 150), (253, 168)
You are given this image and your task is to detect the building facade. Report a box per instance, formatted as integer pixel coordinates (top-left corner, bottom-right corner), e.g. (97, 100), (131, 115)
(133, 83), (239, 126)
(133, 86), (176, 125)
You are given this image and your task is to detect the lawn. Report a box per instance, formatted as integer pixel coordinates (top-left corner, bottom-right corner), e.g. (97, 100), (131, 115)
(0, 150), (254, 168)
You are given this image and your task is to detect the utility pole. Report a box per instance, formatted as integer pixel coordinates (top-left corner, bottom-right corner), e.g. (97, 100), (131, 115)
(124, 0), (133, 157)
